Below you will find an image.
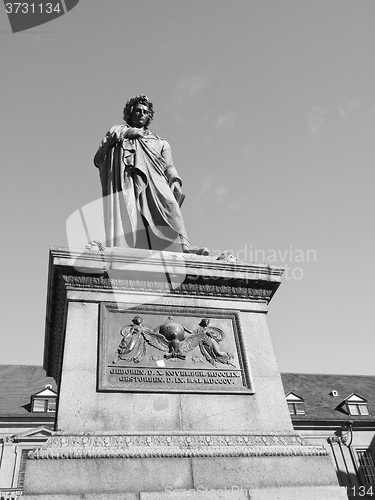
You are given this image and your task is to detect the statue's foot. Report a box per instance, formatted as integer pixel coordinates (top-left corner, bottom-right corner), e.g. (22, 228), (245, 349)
(183, 245), (209, 256)
(216, 251), (239, 263)
(86, 240), (105, 251)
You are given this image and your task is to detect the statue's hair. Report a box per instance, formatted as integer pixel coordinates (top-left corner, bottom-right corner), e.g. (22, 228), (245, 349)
(123, 94), (154, 127)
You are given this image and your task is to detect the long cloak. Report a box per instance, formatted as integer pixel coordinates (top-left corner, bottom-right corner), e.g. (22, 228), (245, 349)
(94, 125), (190, 250)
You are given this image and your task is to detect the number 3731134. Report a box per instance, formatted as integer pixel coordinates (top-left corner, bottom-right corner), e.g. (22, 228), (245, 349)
(5, 3), (61, 14)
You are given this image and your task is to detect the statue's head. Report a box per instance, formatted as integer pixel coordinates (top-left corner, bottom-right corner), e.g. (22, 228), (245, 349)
(123, 94), (154, 128)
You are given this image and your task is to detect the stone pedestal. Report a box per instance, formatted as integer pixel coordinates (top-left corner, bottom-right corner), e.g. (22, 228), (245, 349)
(23, 247), (346, 499)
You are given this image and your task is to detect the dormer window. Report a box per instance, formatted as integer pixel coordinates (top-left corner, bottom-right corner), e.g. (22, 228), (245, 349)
(31, 385), (57, 413)
(286, 392), (306, 415)
(344, 394), (369, 416)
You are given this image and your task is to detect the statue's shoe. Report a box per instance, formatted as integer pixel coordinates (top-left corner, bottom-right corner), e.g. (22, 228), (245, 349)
(86, 240), (105, 251)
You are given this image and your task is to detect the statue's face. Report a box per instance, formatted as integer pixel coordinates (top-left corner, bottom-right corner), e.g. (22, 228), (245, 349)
(131, 103), (150, 128)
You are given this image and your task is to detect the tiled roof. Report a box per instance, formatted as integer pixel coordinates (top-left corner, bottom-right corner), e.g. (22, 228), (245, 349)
(281, 373), (375, 421)
(0, 365), (56, 418)
(1, 365), (374, 422)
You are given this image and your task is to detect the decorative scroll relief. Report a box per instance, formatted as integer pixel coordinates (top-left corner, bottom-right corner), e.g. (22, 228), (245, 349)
(62, 275), (273, 301)
(28, 433), (328, 459)
(0, 435), (16, 444)
(98, 305), (252, 394)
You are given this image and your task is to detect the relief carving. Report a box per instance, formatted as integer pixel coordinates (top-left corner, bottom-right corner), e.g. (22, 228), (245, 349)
(0, 435), (16, 444)
(114, 316), (235, 367)
(61, 274), (273, 301)
(28, 433), (328, 460)
(99, 305), (251, 393)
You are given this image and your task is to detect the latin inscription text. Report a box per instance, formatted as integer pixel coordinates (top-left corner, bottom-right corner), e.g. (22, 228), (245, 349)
(109, 367), (242, 386)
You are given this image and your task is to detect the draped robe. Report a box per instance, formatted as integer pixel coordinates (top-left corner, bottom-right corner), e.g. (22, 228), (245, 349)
(94, 125), (190, 250)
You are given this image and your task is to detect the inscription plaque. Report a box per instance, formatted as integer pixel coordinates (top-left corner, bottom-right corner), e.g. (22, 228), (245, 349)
(98, 304), (252, 394)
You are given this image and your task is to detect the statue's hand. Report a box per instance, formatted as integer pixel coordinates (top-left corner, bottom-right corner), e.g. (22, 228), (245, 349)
(105, 125), (127, 145)
(171, 181), (182, 198)
(105, 132), (118, 146)
(124, 127), (144, 139)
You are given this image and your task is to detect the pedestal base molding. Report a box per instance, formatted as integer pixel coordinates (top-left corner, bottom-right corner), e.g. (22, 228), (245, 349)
(29, 433), (327, 460)
(22, 486), (349, 500)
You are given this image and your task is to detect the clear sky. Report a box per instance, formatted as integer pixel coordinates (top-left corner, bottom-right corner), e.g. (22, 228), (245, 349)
(1, 0), (374, 375)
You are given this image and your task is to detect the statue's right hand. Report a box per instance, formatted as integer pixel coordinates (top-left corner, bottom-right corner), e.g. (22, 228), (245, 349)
(106, 129), (122, 145)
(105, 132), (118, 146)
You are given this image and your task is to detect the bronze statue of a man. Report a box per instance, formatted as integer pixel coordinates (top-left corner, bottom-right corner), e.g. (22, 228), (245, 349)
(94, 95), (207, 254)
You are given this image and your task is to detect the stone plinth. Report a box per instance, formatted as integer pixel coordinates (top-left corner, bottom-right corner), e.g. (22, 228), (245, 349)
(22, 247), (347, 499)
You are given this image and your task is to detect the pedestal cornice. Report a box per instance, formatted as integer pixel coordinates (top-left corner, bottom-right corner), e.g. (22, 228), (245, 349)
(49, 246), (283, 283)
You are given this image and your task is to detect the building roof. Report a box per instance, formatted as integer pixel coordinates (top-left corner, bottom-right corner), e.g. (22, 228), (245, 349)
(0, 365), (56, 418)
(1, 365), (374, 423)
(281, 373), (375, 422)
